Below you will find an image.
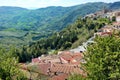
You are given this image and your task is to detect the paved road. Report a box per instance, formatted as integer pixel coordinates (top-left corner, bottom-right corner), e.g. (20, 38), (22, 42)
(70, 36), (95, 52)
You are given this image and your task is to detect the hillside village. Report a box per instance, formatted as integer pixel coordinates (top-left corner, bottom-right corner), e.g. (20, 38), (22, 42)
(20, 9), (120, 80)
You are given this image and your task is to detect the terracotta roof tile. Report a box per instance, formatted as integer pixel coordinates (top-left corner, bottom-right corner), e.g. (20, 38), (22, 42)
(113, 22), (120, 25)
(101, 32), (112, 35)
(50, 63), (84, 75)
(32, 58), (41, 63)
(38, 63), (51, 75)
(49, 74), (68, 80)
(60, 54), (72, 61)
(59, 52), (84, 63)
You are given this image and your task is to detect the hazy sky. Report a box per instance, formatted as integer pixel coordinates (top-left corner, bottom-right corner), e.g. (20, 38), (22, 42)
(0, 0), (119, 9)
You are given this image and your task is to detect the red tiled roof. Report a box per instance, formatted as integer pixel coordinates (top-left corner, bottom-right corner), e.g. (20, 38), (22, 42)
(63, 51), (71, 54)
(38, 63), (51, 75)
(50, 64), (84, 75)
(73, 53), (84, 59)
(58, 51), (71, 55)
(101, 32), (112, 35)
(101, 27), (113, 31)
(49, 74), (68, 80)
(112, 22), (120, 25)
(60, 54), (73, 61)
(59, 52), (84, 63)
(59, 57), (68, 64)
(32, 58), (41, 63)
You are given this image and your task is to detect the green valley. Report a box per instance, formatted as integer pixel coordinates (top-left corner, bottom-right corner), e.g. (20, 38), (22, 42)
(0, 2), (120, 47)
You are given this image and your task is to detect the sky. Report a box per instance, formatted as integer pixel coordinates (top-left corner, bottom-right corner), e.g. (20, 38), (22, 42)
(0, 0), (119, 9)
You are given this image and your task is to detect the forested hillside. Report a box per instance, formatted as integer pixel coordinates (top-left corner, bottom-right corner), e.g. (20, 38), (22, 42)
(0, 2), (120, 47)
(15, 17), (111, 62)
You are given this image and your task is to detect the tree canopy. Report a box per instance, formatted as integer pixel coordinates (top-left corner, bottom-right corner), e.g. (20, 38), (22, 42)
(0, 47), (26, 80)
(69, 36), (120, 80)
(84, 36), (120, 80)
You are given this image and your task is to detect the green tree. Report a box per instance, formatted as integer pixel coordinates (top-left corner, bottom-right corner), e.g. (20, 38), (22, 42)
(112, 16), (116, 22)
(68, 74), (86, 80)
(0, 47), (27, 80)
(84, 36), (120, 80)
(69, 36), (120, 80)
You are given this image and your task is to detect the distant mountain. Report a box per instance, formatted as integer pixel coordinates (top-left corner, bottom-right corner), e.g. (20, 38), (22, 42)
(50, 2), (108, 30)
(109, 2), (120, 9)
(0, 1), (120, 46)
(0, 6), (28, 13)
(0, 2), (120, 31)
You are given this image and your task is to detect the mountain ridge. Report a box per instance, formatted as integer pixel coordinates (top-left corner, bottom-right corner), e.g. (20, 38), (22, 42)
(0, 2), (120, 31)
(0, 1), (120, 46)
